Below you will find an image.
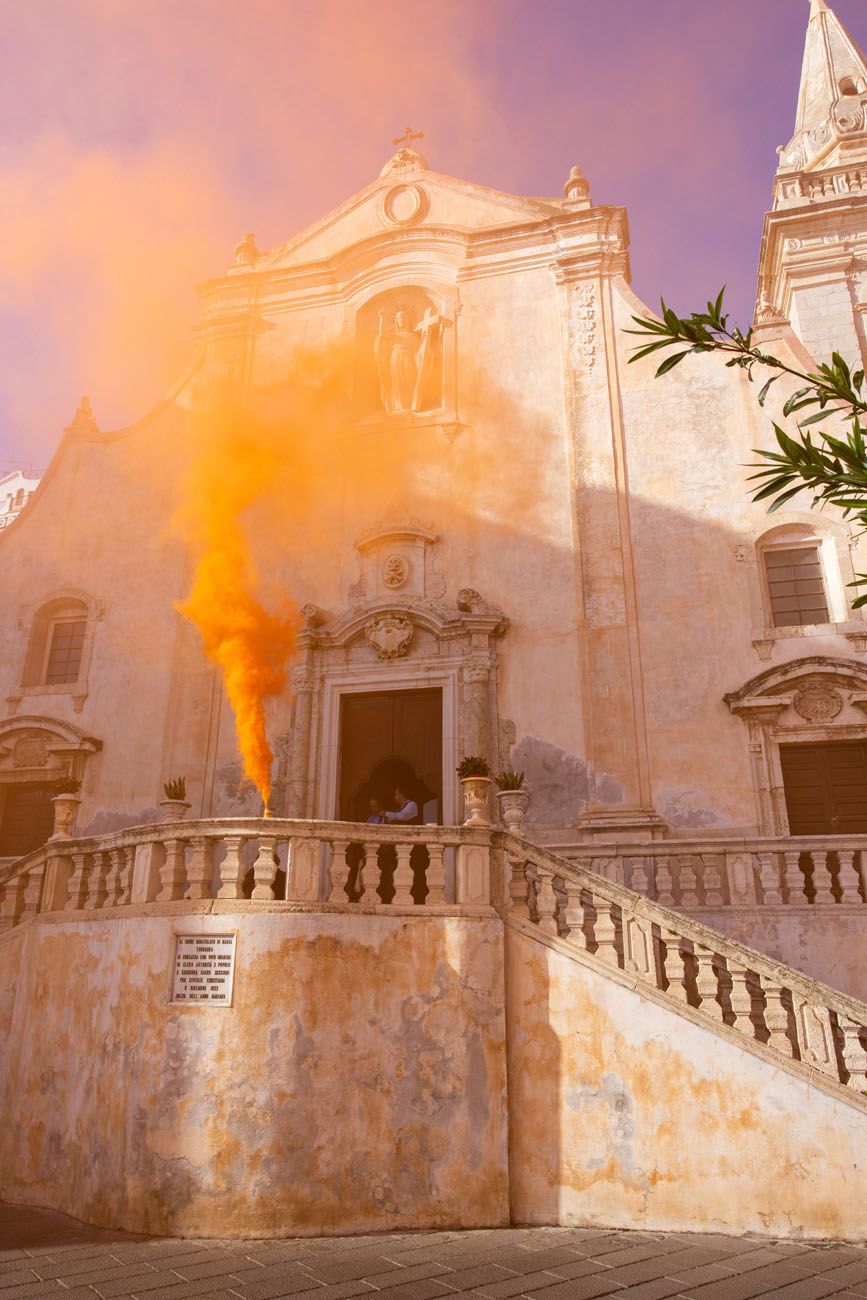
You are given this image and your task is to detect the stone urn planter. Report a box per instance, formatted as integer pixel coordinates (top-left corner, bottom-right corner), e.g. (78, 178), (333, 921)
(160, 798), (191, 824)
(51, 794), (81, 840)
(497, 787), (530, 834)
(460, 776), (493, 827)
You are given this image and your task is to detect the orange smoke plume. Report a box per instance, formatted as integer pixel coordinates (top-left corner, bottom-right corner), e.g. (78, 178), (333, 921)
(176, 424), (300, 809)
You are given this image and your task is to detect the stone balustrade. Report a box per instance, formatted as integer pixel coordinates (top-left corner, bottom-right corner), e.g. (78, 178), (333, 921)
(0, 817), (496, 929)
(506, 834), (867, 1097)
(549, 836), (867, 909)
(2, 818), (867, 1102)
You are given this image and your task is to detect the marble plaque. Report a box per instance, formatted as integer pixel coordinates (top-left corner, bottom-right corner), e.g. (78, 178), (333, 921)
(171, 934), (236, 1005)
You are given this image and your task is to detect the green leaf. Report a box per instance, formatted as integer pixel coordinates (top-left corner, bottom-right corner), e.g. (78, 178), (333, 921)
(757, 376), (778, 407)
(655, 351), (690, 376)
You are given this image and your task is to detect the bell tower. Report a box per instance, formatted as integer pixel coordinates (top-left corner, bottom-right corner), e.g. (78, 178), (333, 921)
(757, 0), (867, 365)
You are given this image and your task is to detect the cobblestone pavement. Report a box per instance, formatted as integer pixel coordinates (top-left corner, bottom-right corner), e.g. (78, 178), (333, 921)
(3, 1203), (867, 1300)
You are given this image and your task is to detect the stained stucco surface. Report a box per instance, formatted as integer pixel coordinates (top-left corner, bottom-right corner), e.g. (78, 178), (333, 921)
(506, 927), (867, 1242)
(0, 912), (509, 1237)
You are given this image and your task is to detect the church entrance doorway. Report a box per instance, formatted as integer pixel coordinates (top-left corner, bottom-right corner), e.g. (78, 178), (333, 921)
(338, 687), (442, 823)
(780, 741), (867, 834)
(0, 783), (56, 858)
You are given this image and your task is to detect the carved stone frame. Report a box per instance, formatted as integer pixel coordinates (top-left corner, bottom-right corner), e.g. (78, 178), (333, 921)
(277, 592), (507, 822)
(725, 656), (867, 834)
(0, 714), (102, 860)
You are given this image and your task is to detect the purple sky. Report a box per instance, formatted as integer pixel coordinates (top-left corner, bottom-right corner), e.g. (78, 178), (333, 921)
(0, 0), (863, 469)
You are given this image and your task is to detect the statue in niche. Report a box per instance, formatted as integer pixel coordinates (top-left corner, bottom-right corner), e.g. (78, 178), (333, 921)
(374, 303), (443, 414)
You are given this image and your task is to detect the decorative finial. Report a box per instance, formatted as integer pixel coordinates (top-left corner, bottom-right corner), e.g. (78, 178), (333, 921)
(563, 164), (592, 208)
(64, 395), (100, 437)
(234, 232), (259, 266)
(393, 126), (425, 149)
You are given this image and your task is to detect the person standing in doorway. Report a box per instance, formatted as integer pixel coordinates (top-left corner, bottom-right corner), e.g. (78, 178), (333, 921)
(384, 786), (418, 824)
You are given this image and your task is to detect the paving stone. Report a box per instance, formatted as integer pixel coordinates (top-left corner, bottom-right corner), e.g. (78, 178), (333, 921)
(661, 1263), (737, 1287)
(813, 1263), (867, 1290)
(0, 1268), (41, 1289)
(510, 1276), (624, 1300)
(368, 1284), (454, 1300)
(426, 1264), (516, 1291)
(759, 1275), (866, 1299)
(0, 1282), (74, 1298)
(367, 1263), (455, 1289)
(173, 1256), (264, 1281)
(32, 1253), (135, 1279)
(471, 1270), (582, 1298)
(232, 1272), (326, 1300)
(531, 1259), (612, 1283)
(311, 1255), (423, 1285)
(674, 1260), (815, 1300)
(593, 1283), (688, 1300)
(93, 1270), (187, 1296)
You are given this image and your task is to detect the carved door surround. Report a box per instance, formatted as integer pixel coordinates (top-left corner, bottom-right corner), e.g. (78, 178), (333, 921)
(0, 715), (102, 856)
(279, 588), (507, 823)
(725, 656), (867, 834)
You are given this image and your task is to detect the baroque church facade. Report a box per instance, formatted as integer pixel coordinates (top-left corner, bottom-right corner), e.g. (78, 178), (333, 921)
(2, 0), (867, 1244)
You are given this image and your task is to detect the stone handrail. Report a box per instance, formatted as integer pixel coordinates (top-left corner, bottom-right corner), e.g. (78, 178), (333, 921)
(504, 833), (867, 1099)
(0, 817), (496, 930)
(548, 835), (867, 909)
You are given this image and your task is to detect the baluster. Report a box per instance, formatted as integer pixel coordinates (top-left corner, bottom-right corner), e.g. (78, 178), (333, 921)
(157, 838), (186, 901)
(841, 1018), (867, 1091)
(392, 842), (414, 905)
(591, 895), (618, 967)
(252, 835), (279, 900)
(187, 837), (213, 900)
(728, 965), (754, 1036)
(762, 978), (794, 1055)
(678, 857), (699, 907)
(655, 857), (675, 906)
(507, 852), (531, 918)
(426, 843), (445, 905)
(328, 839), (351, 903)
(757, 851), (783, 905)
(104, 847), (126, 906)
(695, 947), (723, 1021)
(782, 850), (803, 903)
(661, 928), (689, 1003)
(622, 912), (654, 978)
(702, 855), (724, 907)
(563, 881), (588, 947)
(358, 841), (379, 904)
(811, 850), (834, 905)
(120, 845), (135, 904)
(534, 867), (559, 936)
(64, 851), (90, 911)
(217, 835), (245, 899)
(837, 850), (862, 904)
(84, 851), (109, 910)
(21, 866), (44, 917)
(0, 873), (27, 928)
(629, 858), (649, 895)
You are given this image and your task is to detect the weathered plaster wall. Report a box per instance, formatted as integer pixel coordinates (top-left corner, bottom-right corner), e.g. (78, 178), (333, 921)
(0, 911), (509, 1237)
(507, 926), (867, 1242)
(694, 907), (867, 1003)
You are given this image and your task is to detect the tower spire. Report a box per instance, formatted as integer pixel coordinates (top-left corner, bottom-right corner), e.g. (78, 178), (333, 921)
(778, 0), (867, 174)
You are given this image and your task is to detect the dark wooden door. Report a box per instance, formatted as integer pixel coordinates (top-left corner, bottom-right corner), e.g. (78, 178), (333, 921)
(339, 688), (442, 822)
(780, 742), (867, 834)
(0, 784), (56, 857)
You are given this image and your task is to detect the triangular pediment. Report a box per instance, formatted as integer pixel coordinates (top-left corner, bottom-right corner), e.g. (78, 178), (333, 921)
(257, 165), (563, 271)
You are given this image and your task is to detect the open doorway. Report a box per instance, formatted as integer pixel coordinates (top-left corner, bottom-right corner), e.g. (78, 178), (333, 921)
(338, 687), (442, 823)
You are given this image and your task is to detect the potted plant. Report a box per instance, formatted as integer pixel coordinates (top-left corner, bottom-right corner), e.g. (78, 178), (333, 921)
(495, 770), (530, 833)
(457, 755), (493, 827)
(50, 777), (82, 839)
(160, 777), (191, 823)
